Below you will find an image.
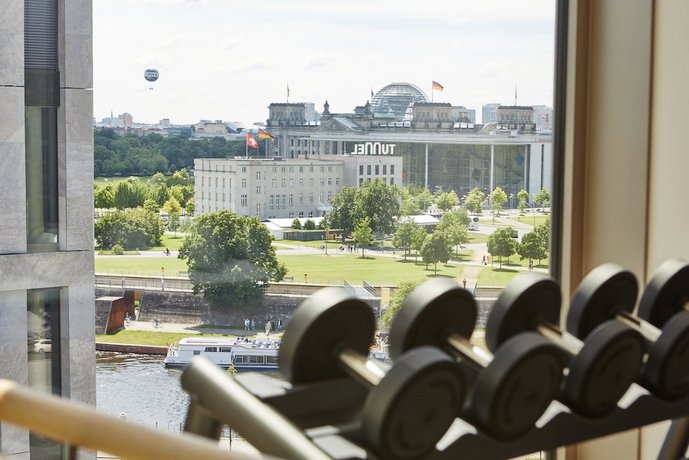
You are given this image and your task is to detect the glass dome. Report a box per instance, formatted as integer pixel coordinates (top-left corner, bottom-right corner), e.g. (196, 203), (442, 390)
(370, 82), (429, 121)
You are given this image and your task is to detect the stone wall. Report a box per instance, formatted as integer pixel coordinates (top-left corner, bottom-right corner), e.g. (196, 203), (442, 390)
(95, 288), (308, 329)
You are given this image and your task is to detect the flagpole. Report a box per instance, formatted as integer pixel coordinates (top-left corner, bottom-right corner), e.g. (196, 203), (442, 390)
(245, 134), (248, 158)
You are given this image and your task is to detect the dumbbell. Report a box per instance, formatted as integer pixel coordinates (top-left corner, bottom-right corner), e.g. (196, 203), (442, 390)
(389, 278), (566, 440)
(279, 287), (465, 460)
(567, 261), (689, 400)
(486, 272), (645, 418)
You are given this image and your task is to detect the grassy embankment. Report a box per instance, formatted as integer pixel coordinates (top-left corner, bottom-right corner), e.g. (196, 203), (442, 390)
(96, 330), (232, 347)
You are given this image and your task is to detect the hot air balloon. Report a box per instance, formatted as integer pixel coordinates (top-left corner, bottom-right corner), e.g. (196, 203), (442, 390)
(144, 69), (159, 82)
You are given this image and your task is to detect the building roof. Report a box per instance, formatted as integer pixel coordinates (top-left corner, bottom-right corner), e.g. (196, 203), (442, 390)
(264, 217), (325, 229)
(371, 83), (429, 121)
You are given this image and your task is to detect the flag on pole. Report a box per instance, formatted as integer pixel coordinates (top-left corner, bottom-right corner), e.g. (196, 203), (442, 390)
(258, 128), (274, 141)
(287, 84), (290, 102)
(432, 81), (444, 91)
(371, 88), (374, 98)
(246, 132), (258, 149)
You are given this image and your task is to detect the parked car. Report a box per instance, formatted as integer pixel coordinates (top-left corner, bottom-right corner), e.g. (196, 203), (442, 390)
(33, 339), (52, 353)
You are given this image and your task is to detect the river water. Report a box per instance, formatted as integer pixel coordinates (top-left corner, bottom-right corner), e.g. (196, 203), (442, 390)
(95, 352), (265, 457)
(96, 352), (188, 433)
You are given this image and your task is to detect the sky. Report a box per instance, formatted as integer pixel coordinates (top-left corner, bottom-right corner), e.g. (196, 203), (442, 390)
(93, 0), (556, 126)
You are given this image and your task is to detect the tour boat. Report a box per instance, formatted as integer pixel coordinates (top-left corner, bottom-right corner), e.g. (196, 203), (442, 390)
(164, 336), (280, 371)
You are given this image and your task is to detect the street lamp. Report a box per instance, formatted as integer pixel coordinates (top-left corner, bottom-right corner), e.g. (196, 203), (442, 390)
(509, 193), (514, 213)
(528, 202), (537, 227)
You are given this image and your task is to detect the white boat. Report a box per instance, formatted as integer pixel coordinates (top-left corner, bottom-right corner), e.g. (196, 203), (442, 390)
(164, 336), (280, 372)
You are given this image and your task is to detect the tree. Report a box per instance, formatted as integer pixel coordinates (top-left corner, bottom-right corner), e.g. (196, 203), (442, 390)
(381, 280), (421, 330)
(113, 178), (149, 209)
(94, 207), (164, 250)
(291, 218), (302, 230)
(534, 187), (550, 209)
(393, 221), (416, 261)
(517, 189), (529, 215)
(178, 210), (286, 311)
(162, 197), (182, 235)
(303, 219), (317, 230)
(356, 179), (400, 236)
(185, 199), (195, 217)
(353, 217), (375, 258)
(464, 187), (486, 215)
(534, 219), (550, 254)
(415, 188), (435, 212)
(436, 211), (470, 255)
(487, 226), (518, 268)
(518, 231), (548, 268)
(94, 184), (115, 209)
(326, 187), (359, 241)
(436, 191), (460, 213)
(490, 187), (508, 217)
(411, 226), (427, 263)
(399, 188), (421, 216)
(421, 231), (452, 275)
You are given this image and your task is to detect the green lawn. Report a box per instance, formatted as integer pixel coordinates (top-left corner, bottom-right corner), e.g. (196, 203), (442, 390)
(151, 234), (186, 251)
(279, 253), (466, 285)
(467, 232), (489, 244)
(95, 256), (188, 276)
(477, 267), (522, 287)
(509, 215), (549, 227)
(94, 176), (154, 186)
(96, 330), (231, 347)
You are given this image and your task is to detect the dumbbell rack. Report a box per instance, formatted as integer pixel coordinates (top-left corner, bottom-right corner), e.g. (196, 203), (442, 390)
(183, 359), (689, 460)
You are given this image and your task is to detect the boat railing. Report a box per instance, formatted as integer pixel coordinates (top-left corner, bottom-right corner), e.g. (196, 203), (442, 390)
(0, 379), (277, 460)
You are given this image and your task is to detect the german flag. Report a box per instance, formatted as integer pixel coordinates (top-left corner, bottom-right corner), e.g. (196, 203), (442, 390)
(258, 128), (275, 141)
(432, 81), (444, 91)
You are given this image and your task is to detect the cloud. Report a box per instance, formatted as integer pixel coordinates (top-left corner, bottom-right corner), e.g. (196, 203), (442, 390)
(303, 53), (329, 70)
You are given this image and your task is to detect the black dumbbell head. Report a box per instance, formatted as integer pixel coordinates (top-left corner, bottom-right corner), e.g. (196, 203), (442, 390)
(485, 272), (561, 352)
(470, 332), (565, 440)
(642, 311), (689, 400)
(389, 278), (477, 360)
(638, 258), (689, 328)
(279, 287), (375, 383)
(363, 346), (465, 460)
(567, 264), (638, 339)
(562, 320), (644, 418)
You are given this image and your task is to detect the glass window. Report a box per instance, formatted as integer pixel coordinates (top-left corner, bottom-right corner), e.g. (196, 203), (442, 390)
(25, 107), (59, 249)
(27, 288), (61, 394)
(27, 288), (63, 459)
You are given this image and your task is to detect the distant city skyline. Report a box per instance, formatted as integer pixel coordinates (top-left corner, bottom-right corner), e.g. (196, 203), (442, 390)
(93, 0), (556, 125)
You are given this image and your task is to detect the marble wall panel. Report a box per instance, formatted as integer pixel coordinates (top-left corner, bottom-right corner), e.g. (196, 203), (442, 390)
(0, 0), (24, 86)
(0, 251), (94, 292)
(0, 87), (26, 253)
(60, 0), (92, 89)
(61, 89), (94, 251)
(66, 280), (96, 406)
(0, 290), (30, 459)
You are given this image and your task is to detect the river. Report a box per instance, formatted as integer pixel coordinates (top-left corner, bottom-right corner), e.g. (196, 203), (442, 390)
(96, 352), (188, 433)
